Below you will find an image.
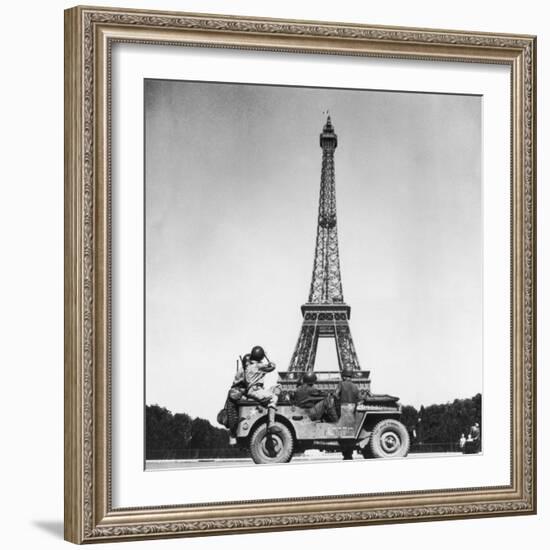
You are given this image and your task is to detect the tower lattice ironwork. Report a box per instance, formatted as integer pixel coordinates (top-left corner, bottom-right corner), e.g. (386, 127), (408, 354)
(288, 116), (362, 373)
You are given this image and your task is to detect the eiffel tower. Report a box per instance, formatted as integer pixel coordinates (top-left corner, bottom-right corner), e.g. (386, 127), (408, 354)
(288, 116), (362, 374)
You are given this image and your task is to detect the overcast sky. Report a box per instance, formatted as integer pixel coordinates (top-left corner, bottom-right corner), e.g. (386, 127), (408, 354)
(144, 79), (482, 424)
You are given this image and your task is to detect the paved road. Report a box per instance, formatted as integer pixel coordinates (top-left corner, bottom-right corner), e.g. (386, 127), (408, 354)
(146, 452), (463, 471)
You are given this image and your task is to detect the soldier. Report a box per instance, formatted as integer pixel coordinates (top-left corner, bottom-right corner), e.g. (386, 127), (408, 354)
(294, 372), (338, 422)
(336, 367), (361, 408)
(335, 367), (361, 460)
(245, 345), (281, 432)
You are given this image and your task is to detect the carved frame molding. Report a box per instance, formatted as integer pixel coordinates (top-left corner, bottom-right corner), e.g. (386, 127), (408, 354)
(64, 5), (536, 544)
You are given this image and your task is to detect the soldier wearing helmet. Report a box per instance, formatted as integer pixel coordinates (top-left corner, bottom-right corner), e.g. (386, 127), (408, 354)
(335, 367), (362, 460)
(294, 372), (338, 422)
(245, 345), (281, 432)
(220, 353), (252, 439)
(336, 367), (361, 407)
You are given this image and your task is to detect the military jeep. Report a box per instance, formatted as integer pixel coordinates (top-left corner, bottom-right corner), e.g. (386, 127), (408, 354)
(231, 370), (410, 464)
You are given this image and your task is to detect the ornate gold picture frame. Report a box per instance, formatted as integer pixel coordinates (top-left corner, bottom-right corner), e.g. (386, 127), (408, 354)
(64, 5), (536, 544)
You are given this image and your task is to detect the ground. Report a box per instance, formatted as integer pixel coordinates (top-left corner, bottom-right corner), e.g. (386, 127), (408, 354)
(146, 451), (463, 470)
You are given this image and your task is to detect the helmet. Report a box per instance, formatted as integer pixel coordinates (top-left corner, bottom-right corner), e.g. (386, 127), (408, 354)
(242, 353), (251, 367)
(302, 372), (317, 384)
(341, 368), (354, 379)
(250, 345), (265, 362)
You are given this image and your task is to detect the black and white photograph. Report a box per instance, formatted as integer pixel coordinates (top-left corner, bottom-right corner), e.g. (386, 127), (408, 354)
(144, 79), (483, 469)
(58, 2), (538, 545)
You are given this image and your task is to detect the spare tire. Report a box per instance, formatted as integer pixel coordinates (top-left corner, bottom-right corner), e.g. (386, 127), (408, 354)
(369, 419), (410, 458)
(249, 422), (294, 464)
(226, 401), (240, 436)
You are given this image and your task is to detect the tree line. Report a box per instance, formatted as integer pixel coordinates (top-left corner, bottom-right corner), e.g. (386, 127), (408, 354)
(145, 404), (247, 459)
(146, 393), (481, 459)
(401, 393), (482, 451)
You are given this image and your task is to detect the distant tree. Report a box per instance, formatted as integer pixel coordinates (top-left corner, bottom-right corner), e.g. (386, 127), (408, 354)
(400, 405), (419, 440)
(411, 394), (482, 449)
(146, 405), (238, 459)
(171, 412), (193, 448)
(146, 405), (180, 459)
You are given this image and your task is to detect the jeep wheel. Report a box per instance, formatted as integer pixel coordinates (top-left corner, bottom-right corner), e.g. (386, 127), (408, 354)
(249, 422), (294, 464)
(369, 419), (410, 458)
(360, 446), (375, 459)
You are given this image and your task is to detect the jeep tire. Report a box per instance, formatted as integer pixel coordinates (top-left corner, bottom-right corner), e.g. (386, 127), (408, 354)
(369, 419), (410, 458)
(360, 446), (375, 459)
(249, 422), (294, 464)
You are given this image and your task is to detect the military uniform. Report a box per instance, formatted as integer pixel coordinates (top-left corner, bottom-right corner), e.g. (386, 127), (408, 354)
(245, 360), (280, 409)
(336, 379), (360, 405)
(228, 367), (246, 401)
(295, 384), (338, 422)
